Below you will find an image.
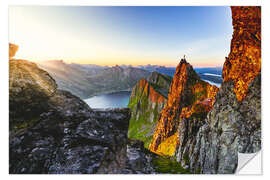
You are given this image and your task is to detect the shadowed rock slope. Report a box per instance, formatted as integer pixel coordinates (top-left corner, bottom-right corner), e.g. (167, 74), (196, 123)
(128, 72), (172, 148)
(190, 73), (261, 174)
(149, 7), (261, 174)
(9, 59), (130, 173)
(9, 55), (158, 173)
(9, 59), (57, 130)
(184, 6), (261, 174)
(147, 7), (261, 174)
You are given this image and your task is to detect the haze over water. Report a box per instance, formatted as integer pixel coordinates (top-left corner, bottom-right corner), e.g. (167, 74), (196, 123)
(84, 91), (131, 109)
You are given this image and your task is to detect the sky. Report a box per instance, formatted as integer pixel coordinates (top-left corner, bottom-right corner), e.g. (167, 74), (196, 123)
(9, 6), (233, 67)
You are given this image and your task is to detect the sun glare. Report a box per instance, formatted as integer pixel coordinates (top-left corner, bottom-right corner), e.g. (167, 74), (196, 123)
(9, 6), (232, 67)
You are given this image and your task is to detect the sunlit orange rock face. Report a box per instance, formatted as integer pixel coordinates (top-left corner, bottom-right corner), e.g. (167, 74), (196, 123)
(9, 43), (19, 59)
(223, 7), (261, 101)
(138, 78), (167, 104)
(149, 59), (219, 156)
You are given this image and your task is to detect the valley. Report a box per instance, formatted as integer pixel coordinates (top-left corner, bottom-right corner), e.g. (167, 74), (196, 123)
(37, 60), (150, 99)
(37, 60), (222, 101)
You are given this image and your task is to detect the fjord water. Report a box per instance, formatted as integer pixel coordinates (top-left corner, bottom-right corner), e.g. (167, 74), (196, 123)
(84, 91), (131, 108)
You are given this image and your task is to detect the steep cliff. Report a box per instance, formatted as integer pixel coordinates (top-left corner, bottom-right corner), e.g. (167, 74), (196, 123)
(149, 59), (219, 156)
(223, 7), (261, 101)
(128, 72), (172, 148)
(190, 74), (261, 174)
(187, 6), (261, 174)
(173, 6), (261, 174)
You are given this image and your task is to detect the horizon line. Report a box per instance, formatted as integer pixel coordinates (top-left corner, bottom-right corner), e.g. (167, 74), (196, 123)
(28, 58), (224, 68)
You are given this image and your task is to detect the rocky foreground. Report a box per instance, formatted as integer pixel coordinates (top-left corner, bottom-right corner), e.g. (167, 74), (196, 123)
(9, 58), (158, 174)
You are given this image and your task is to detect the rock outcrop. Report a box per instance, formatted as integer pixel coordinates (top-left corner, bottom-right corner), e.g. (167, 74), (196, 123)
(172, 7), (261, 174)
(9, 59), (57, 130)
(186, 6), (261, 174)
(8, 53), (171, 173)
(149, 59), (219, 156)
(8, 45), (186, 174)
(9, 58), (134, 173)
(128, 72), (172, 148)
(191, 74), (261, 174)
(124, 140), (156, 174)
(223, 7), (261, 101)
(9, 43), (19, 59)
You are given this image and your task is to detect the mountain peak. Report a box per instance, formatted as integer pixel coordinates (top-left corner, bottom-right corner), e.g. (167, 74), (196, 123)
(179, 58), (188, 65)
(112, 64), (123, 70)
(149, 59), (219, 155)
(167, 59), (200, 107)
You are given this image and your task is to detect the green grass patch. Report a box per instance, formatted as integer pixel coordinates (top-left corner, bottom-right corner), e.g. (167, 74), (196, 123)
(153, 156), (192, 174)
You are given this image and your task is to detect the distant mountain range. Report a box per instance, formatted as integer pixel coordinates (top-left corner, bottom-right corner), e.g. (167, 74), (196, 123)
(37, 60), (222, 99)
(69, 63), (108, 75)
(37, 60), (151, 99)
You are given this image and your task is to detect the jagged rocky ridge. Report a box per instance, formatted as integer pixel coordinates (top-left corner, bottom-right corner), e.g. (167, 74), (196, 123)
(185, 73), (261, 173)
(180, 6), (261, 174)
(9, 49), (157, 173)
(149, 59), (219, 156)
(128, 72), (172, 148)
(141, 6), (261, 174)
